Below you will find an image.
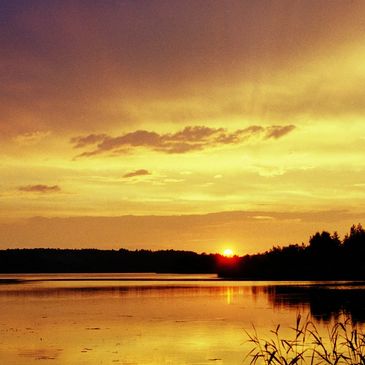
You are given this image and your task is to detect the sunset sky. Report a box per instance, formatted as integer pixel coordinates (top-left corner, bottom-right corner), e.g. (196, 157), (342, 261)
(1, 0), (365, 253)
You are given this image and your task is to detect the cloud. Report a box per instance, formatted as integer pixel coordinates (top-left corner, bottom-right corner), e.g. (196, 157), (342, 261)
(123, 169), (151, 178)
(71, 124), (295, 157)
(70, 134), (107, 148)
(18, 185), (61, 193)
(265, 125), (296, 139)
(13, 131), (51, 145)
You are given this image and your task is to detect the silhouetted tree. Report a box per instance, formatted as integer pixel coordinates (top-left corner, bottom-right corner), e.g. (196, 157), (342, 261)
(309, 231), (340, 254)
(343, 224), (365, 252)
(219, 224), (365, 280)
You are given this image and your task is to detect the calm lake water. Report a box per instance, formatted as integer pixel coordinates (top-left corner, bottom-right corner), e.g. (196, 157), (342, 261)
(1, 274), (365, 364)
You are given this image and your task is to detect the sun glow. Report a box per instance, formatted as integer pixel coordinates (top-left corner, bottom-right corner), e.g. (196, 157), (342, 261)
(223, 248), (234, 257)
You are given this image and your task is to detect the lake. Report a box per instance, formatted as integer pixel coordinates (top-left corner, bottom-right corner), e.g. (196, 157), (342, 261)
(1, 274), (365, 364)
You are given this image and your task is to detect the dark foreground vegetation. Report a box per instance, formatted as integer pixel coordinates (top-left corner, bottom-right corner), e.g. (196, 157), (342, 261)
(219, 224), (365, 280)
(0, 248), (219, 273)
(245, 315), (365, 365)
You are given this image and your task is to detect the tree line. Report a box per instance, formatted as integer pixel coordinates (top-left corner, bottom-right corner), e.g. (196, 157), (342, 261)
(1, 224), (365, 278)
(218, 224), (365, 279)
(0, 248), (218, 274)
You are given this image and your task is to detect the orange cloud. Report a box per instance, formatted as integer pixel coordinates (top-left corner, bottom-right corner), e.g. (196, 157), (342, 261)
(265, 125), (296, 139)
(123, 169), (151, 178)
(71, 125), (295, 157)
(70, 134), (108, 148)
(18, 185), (61, 193)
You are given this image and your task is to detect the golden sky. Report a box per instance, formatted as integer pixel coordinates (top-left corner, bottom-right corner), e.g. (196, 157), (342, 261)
(1, 0), (365, 253)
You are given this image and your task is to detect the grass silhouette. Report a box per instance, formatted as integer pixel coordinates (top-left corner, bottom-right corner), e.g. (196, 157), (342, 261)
(244, 315), (365, 365)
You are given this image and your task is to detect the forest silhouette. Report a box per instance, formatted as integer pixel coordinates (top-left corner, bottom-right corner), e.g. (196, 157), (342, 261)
(219, 223), (365, 279)
(0, 248), (218, 274)
(0, 224), (365, 279)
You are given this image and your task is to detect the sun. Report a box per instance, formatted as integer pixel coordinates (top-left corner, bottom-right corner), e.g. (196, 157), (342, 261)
(222, 248), (234, 257)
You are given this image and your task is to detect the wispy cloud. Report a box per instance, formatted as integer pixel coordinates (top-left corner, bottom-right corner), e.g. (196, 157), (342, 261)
(123, 169), (151, 178)
(18, 185), (61, 193)
(13, 131), (51, 145)
(265, 125), (296, 139)
(70, 134), (107, 148)
(71, 124), (296, 157)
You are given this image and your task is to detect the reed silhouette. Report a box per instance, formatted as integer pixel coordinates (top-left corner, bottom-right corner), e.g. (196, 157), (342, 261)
(245, 315), (365, 365)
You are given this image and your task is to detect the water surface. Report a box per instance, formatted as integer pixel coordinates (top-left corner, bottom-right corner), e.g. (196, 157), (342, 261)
(0, 274), (364, 364)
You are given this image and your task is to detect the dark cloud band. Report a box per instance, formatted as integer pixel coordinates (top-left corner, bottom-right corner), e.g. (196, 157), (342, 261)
(18, 185), (61, 193)
(71, 124), (295, 157)
(123, 169), (151, 178)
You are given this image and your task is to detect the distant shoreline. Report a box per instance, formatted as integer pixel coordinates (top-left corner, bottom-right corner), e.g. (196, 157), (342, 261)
(2, 224), (365, 280)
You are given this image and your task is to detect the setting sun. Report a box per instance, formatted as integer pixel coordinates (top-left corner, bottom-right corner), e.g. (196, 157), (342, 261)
(223, 248), (234, 257)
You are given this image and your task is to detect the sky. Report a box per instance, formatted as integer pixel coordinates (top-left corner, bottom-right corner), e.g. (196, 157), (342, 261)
(1, 0), (365, 254)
